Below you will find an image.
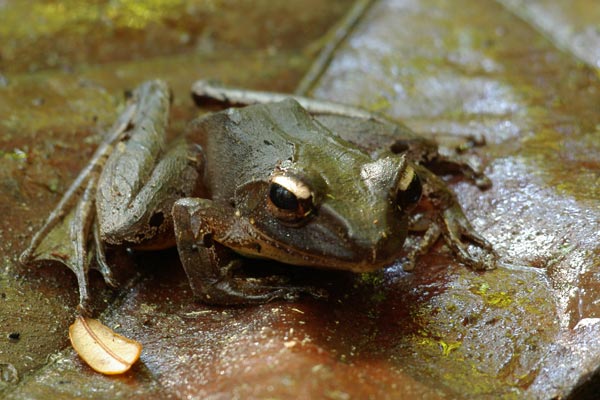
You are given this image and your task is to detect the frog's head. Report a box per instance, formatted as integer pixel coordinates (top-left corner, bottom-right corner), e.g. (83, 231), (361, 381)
(234, 150), (422, 273)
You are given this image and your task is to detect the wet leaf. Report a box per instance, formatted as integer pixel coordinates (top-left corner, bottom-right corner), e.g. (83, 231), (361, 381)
(68, 316), (142, 375)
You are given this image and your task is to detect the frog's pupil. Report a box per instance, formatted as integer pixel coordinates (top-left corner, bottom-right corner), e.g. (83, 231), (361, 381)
(269, 183), (299, 210)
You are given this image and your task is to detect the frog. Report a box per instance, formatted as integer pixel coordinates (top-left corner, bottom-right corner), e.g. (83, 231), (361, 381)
(20, 79), (496, 312)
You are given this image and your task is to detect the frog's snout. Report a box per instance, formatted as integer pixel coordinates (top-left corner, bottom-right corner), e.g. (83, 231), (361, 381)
(343, 231), (405, 272)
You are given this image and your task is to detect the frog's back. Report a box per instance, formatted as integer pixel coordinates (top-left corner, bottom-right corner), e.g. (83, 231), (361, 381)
(188, 99), (370, 202)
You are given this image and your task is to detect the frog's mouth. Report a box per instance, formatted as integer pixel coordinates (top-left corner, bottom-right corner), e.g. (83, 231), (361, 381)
(231, 228), (405, 274)
(227, 198), (409, 273)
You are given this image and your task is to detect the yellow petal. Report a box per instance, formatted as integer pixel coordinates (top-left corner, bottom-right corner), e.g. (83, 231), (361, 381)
(69, 316), (142, 375)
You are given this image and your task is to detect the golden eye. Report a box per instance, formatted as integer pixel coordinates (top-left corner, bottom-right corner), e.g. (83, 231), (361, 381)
(396, 166), (422, 211)
(267, 175), (314, 223)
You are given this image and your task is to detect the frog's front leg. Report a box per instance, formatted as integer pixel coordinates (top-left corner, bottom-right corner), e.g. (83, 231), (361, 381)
(413, 165), (497, 270)
(172, 198), (324, 305)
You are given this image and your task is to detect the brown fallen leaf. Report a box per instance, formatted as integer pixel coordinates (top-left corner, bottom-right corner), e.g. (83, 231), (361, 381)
(69, 315), (142, 375)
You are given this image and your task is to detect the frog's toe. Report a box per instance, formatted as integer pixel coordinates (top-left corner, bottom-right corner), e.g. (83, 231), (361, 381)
(441, 210), (497, 271)
(459, 163), (492, 190)
(478, 247), (498, 270)
(474, 174), (492, 190)
(278, 285), (328, 302)
(74, 275), (93, 317)
(76, 302), (93, 318)
(401, 257), (416, 272)
(458, 242), (497, 271)
(92, 221), (127, 288)
(299, 285), (328, 301)
(461, 226), (492, 250)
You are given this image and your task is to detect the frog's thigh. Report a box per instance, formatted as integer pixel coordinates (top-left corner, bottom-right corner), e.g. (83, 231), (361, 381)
(97, 138), (203, 247)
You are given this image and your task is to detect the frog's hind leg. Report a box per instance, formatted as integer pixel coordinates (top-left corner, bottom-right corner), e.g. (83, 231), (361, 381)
(191, 80), (383, 122)
(93, 79), (204, 252)
(96, 136), (204, 250)
(422, 148), (492, 190)
(19, 101), (138, 313)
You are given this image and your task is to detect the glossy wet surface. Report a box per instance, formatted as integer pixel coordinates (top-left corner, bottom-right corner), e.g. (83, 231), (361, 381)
(1, 1), (599, 398)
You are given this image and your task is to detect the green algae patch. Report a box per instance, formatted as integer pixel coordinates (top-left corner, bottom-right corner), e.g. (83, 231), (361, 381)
(418, 335), (463, 357)
(471, 282), (514, 308)
(392, 264), (559, 398)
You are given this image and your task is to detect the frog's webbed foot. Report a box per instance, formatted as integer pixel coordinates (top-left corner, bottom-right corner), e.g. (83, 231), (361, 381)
(430, 151), (491, 190)
(439, 208), (497, 271)
(19, 95), (139, 314)
(403, 165), (497, 271)
(403, 209), (496, 272)
(203, 264), (327, 305)
(19, 171), (114, 315)
(173, 198), (327, 305)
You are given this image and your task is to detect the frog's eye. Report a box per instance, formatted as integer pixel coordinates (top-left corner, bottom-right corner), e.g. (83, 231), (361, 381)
(268, 175), (314, 223)
(396, 166), (422, 211)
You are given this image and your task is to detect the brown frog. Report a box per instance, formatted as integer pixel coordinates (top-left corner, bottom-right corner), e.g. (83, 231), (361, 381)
(21, 80), (496, 311)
